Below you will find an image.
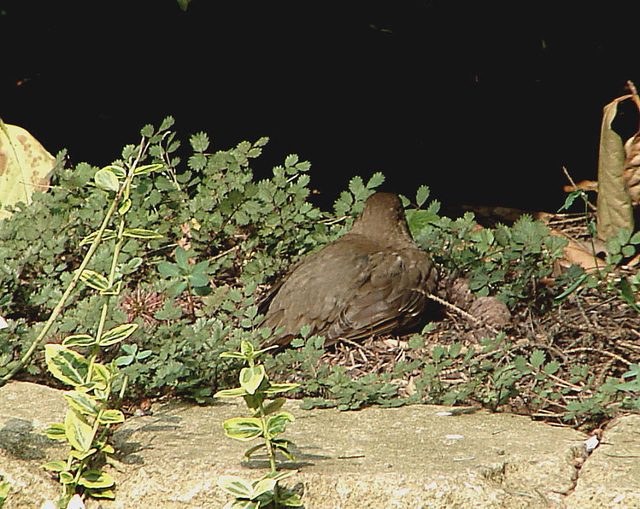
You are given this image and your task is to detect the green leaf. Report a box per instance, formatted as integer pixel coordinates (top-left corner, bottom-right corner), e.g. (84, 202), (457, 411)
(63, 390), (100, 417)
(79, 269), (110, 291)
(266, 411), (294, 438)
(133, 163), (164, 175)
(99, 323), (138, 346)
(140, 124), (154, 137)
(214, 387), (248, 398)
(44, 422), (67, 440)
(264, 382), (299, 396)
(42, 460), (68, 472)
(243, 442), (266, 460)
(240, 365), (266, 395)
(223, 417), (263, 441)
(175, 246), (189, 270)
(188, 272), (209, 287)
(59, 471), (74, 484)
(122, 227), (163, 239)
(64, 409), (93, 452)
(45, 345), (90, 386)
(157, 261), (182, 277)
(261, 397), (285, 416)
(240, 341), (255, 358)
(98, 409), (125, 424)
(558, 190), (584, 212)
(366, 172), (385, 189)
(62, 334), (96, 347)
(88, 363), (111, 391)
(530, 350), (546, 368)
(94, 169), (119, 192)
(86, 488), (116, 500)
(543, 361), (560, 375)
(118, 198), (132, 215)
(416, 185), (431, 207)
(218, 475), (253, 497)
(250, 477), (277, 498)
(79, 229), (116, 246)
(190, 132), (210, 152)
(101, 164), (126, 178)
(618, 277), (640, 312)
(78, 470), (115, 489)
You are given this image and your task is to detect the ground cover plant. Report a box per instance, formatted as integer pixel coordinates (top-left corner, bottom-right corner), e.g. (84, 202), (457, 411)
(0, 117), (638, 437)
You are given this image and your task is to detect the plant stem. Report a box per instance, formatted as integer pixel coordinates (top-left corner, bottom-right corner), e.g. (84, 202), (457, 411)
(0, 138), (147, 388)
(0, 193), (120, 387)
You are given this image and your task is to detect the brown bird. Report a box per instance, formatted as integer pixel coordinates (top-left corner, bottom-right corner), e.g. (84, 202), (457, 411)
(260, 192), (437, 348)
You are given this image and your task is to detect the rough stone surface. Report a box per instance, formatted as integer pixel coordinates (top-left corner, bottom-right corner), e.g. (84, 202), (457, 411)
(565, 414), (640, 508)
(0, 381), (637, 508)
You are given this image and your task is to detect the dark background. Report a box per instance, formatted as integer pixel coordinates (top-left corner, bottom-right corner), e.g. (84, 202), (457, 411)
(1, 1), (639, 212)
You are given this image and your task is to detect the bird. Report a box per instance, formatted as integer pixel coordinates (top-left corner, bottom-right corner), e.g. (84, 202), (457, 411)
(260, 192), (437, 349)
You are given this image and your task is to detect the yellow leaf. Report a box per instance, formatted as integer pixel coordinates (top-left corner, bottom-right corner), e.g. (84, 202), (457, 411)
(0, 120), (55, 220)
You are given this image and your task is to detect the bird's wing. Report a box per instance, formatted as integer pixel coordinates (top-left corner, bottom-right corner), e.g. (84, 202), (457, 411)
(260, 235), (379, 343)
(261, 236), (435, 347)
(326, 247), (435, 342)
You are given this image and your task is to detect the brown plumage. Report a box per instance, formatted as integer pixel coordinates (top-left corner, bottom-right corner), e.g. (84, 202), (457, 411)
(260, 192), (437, 348)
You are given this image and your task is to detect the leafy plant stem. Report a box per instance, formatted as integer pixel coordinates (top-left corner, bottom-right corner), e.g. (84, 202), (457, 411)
(0, 141), (147, 388)
(0, 189), (121, 388)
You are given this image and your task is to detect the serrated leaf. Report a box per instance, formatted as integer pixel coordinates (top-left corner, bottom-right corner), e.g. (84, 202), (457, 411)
(45, 345), (89, 386)
(94, 169), (119, 192)
(366, 172), (385, 189)
(99, 323), (138, 346)
(416, 185), (431, 207)
(64, 409), (93, 452)
(141, 124), (154, 137)
(223, 417), (263, 441)
(159, 116), (175, 131)
(157, 261), (182, 277)
(543, 361), (559, 375)
(530, 349), (546, 368)
(190, 132), (210, 152)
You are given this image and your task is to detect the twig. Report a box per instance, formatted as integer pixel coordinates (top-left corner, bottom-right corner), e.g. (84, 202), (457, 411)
(426, 293), (500, 335)
(627, 80), (640, 117)
(562, 166), (597, 212)
(564, 346), (631, 366)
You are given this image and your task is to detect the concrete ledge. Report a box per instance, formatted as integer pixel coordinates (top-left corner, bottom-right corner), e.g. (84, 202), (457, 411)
(0, 381), (637, 508)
